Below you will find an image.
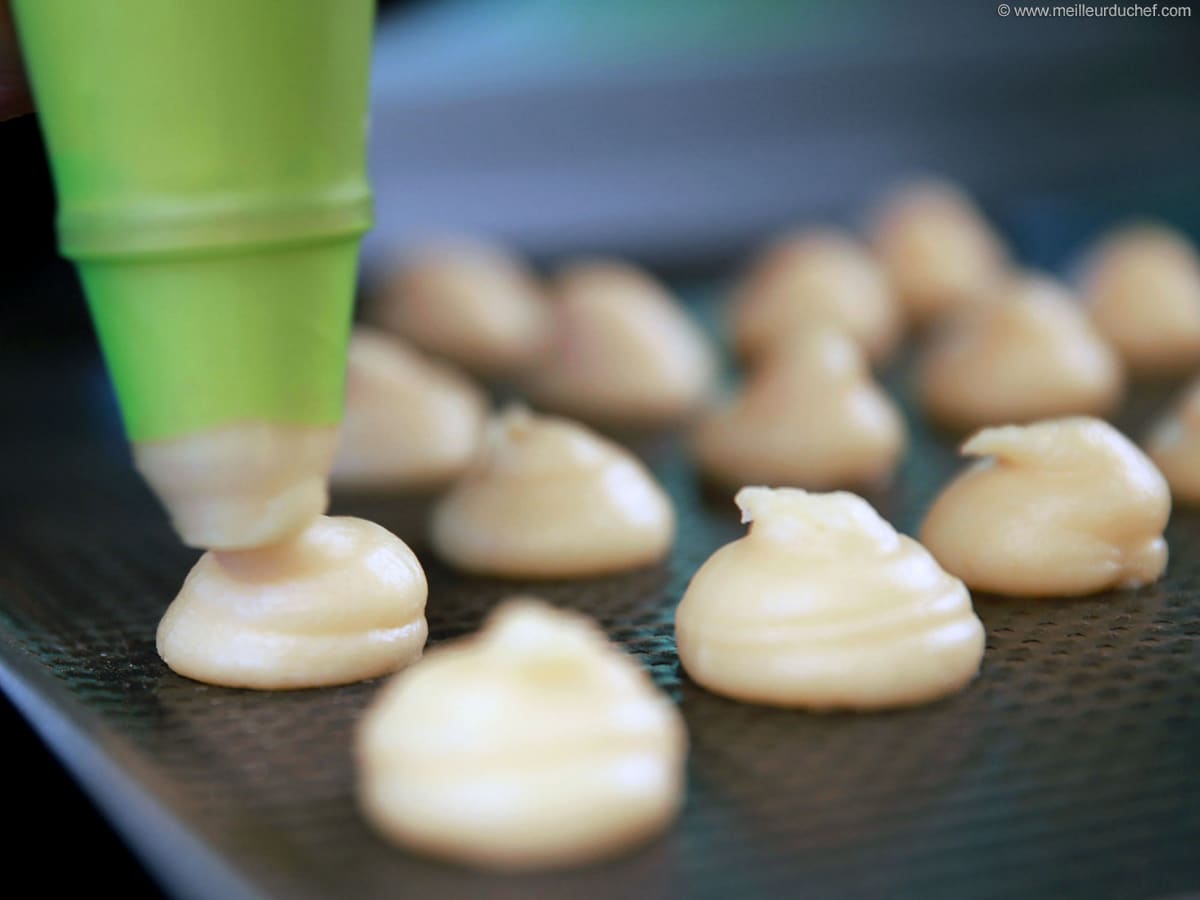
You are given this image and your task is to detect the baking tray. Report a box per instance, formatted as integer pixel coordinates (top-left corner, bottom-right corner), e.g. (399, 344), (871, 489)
(1, 283), (1198, 900)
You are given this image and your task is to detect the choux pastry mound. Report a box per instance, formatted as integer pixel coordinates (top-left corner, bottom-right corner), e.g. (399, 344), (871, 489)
(356, 598), (687, 870)
(1146, 377), (1200, 504)
(158, 516), (428, 689)
(731, 230), (902, 364)
(372, 239), (551, 376)
(134, 422), (337, 551)
(522, 260), (718, 425)
(870, 179), (1009, 325)
(331, 328), (487, 490)
(675, 487), (985, 710)
(691, 328), (906, 490)
(430, 407), (675, 578)
(1081, 223), (1200, 375)
(921, 417), (1170, 598)
(919, 274), (1124, 430)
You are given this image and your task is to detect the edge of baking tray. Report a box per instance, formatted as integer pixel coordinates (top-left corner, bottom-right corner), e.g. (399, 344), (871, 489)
(0, 634), (265, 900)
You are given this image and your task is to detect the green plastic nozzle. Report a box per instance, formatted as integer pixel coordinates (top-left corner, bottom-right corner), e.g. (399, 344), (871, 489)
(13, 0), (375, 441)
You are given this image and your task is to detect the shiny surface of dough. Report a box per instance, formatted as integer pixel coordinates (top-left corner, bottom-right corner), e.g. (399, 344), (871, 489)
(332, 328), (487, 490)
(134, 422), (337, 551)
(921, 417), (1170, 597)
(357, 598), (687, 870)
(692, 328), (905, 489)
(372, 238), (551, 375)
(919, 274), (1123, 429)
(731, 229), (902, 363)
(676, 487), (985, 709)
(1083, 223), (1200, 375)
(431, 407), (675, 577)
(523, 260), (718, 425)
(158, 516), (428, 689)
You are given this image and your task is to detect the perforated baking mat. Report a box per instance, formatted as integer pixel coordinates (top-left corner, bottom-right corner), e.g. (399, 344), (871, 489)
(1, 285), (1198, 900)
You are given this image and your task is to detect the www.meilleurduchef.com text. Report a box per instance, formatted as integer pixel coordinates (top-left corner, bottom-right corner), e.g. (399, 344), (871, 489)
(997, 3), (1192, 15)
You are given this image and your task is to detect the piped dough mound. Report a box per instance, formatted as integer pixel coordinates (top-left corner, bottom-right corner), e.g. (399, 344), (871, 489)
(332, 328), (487, 490)
(691, 328), (906, 489)
(675, 487), (984, 709)
(158, 516), (428, 689)
(920, 417), (1170, 597)
(870, 179), (1009, 325)
(523, 260), (718, 425)
(919, 274), (1123, 429)
(1146, 377), (1200, 504)
(430, 407), (675, 577)
(356, 598), (687, 870)
(372, 239), (551, 375)
(1081, 223), (1200, 375)
(731, 230), (902, 363)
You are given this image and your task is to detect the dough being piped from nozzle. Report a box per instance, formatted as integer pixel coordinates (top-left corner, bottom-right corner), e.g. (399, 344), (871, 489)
(523, 260), (718, 425)
(158, 515), (428, 689)
(332, 327), (487, 490)
(691, 328), (905, 490)
(135, 422), (337, 551)
(372, 238), (551, 376)
(731, 230), (902, 364)
(356, 598), (687, 870)
(919, 273), (1123, 430)
(675, 487), (985, 709)
(921, 417), (1170, 597)
(869, 179), (1009, 325)
(431, 406), (675, 578)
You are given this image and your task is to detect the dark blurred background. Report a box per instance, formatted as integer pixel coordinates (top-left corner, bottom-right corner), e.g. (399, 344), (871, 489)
(2, 0), (1199, 895)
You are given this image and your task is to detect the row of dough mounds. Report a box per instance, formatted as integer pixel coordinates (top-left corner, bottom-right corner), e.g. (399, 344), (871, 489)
(152, 176), (1197, 873)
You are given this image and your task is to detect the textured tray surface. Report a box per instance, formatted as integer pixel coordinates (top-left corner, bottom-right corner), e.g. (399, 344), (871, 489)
(1, 287), (1199, 900)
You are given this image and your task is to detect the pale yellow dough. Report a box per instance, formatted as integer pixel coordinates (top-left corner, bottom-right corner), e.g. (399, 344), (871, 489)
(1082, 223), (1200, 375)
(870, 180), (1009, 324)
(692, 328), (905, 489)
(921, 417), (1170, 597)
(1146, 377), (1200, 504)
(372, 239), (551, 375)
(135, 422), (336, 551)
(523, 260), (718, 425)
(158, 516), (428, 689)
(675, 487), (984, 709)
(356, 598), (687, 870)
(919, 273), (1124, 430)
(332, 328), (487, 490)
(731, 230), (902, 364)
(431, 407), (675, 577)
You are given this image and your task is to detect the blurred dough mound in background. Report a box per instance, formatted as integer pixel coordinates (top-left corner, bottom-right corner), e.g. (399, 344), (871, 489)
(921, 417), (1170, 597)
(431, 406), (675, 578)
(523, 260), (718, 425)
(675, 487), (984, 709)
(1081, 223), (1200, 376)
(332, 327), (487, 490)
(356, 598), (687, 870)
(370, 238), (551, 376)
(1146, 376), (1200, 504)
(692, 327), (905, 490)
(731, 229), (902, 364)
(919, 273), (1123, 430)
(157, 516), (428, 689)
(870, 179), (1009, 325)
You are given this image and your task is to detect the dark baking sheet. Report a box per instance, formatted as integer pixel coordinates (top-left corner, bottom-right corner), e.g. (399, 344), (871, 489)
(1, 284), (1198, 900)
